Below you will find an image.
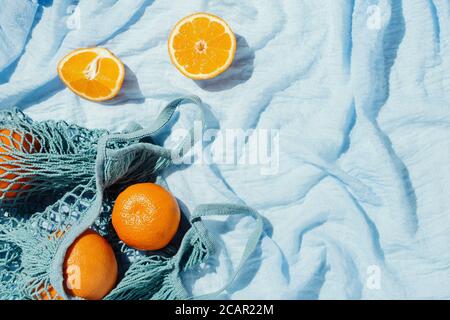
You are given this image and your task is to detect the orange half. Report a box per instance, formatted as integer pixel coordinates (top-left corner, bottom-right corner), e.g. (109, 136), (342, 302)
(57, 48), (125, 102)
(168, 13), (236, 80)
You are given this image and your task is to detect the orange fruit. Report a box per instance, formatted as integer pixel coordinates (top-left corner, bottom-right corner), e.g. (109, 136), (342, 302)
(168, 12), (236, 80)
(57, 47), (125, 102)
(112, 183), (181, 251)
(0, 129), (40, 198)
(36, 284), (63, 300)
(63, 229), (118, 300)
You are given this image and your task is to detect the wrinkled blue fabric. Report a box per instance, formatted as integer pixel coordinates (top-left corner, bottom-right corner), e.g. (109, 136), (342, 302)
(0, 0), (37, 72)
(1, 0), (450, 299)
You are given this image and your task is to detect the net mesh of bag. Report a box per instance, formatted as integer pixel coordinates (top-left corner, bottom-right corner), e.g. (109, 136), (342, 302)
(0, 108), (106, 212)
(0, 97), (264, 300)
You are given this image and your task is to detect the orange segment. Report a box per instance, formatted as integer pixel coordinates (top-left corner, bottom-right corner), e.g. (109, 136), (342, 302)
(205, 22), (225, 40)
(97, 58), (121, 88)
(57, 48), (125, 102)
(168, 13), (236, 80)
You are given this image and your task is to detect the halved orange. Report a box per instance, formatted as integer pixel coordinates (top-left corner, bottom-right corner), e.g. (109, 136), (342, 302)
(168, 13), (236, 80)
(57, 47), (125, 102)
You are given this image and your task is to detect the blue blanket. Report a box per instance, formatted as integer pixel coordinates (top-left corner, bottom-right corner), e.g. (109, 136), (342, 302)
(1, 0), (450, 299)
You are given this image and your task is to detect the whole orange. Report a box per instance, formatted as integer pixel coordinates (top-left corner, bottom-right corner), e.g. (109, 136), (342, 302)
(112, 183), (181, 251)
(63, 229), (118, 300)
(0, 128), (41, 198)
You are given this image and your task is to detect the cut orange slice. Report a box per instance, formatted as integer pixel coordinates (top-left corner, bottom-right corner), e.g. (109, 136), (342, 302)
(168, 13), (236, 80)
(57, 48), (125, 102)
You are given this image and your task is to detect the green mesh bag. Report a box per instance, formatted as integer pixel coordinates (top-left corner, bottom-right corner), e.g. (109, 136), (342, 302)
(0, 108), (107, 212)
(0, 96), (263, 300)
